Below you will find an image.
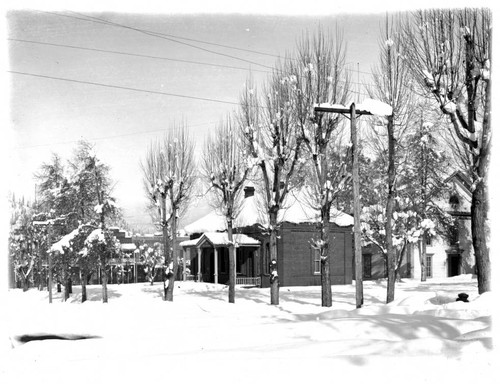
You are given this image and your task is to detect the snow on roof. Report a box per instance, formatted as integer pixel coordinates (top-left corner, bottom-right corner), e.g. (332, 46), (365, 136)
(184, 210), (227, 234)
(180, 232), (260, 248)
(183, 189), (353, 234)
(179, 238), (199, 247)
(234, 194), (268, 228)
(279, 190), (354, 227)
(121, 243), (137, 251)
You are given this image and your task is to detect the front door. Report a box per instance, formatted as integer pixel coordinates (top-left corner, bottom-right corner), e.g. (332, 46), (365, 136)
(448, 254), (461, 277)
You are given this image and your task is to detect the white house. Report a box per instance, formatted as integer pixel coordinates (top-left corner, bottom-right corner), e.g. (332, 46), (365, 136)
(412, 171), (475, 279)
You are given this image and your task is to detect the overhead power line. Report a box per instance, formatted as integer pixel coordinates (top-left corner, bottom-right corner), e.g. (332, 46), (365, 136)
(8, 39), (374, 96)
(9, 70), (241, 106)
(40, 11), (274, 70)
(8, 38), (270, 74)
(69, 11), (281, 59)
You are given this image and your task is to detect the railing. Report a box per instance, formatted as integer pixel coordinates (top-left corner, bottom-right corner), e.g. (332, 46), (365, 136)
(236, 276), (261, 286)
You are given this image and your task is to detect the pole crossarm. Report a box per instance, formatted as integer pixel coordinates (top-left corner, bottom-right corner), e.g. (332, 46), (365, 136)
(314, 105), (372, 116)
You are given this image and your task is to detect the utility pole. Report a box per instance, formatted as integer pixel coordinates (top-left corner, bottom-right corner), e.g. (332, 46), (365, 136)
(350, 103), (363, 308)
(48, 222), (53, 304)
(314, 103), (374, 308)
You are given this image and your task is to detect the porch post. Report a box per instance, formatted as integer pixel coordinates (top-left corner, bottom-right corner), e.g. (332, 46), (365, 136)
(197, 247), (202, 282)
(214, 247), (219, 285)
(183, 248), (187, 281)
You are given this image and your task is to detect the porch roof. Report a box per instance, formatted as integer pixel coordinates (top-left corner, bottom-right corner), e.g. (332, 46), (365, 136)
(179, 232), (260, 248)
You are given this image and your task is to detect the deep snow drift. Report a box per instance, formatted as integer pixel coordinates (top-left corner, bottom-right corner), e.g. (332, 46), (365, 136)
(1, 275), (495, 383)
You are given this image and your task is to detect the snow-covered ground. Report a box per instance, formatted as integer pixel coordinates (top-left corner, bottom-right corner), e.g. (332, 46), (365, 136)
(1, 275), (496, 383)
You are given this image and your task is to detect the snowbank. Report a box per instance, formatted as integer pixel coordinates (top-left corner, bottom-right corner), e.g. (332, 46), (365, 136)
(1, 276), (494, 384)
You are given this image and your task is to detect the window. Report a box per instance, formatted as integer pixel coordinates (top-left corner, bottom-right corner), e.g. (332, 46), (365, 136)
(313, 248), (321, 275)
(449, 194), (460, 210)
(236, 249), (243, 274)
(220, 248), (228, 273)
(448, 221), (460, 246)
(363, 254), (372, 279)
(263, 243), (270, 274)
(425, 236), (432, 246)
(426, 254), (433, 278)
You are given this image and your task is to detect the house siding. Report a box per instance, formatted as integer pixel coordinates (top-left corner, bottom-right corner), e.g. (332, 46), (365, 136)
(279, 223), (353, 287)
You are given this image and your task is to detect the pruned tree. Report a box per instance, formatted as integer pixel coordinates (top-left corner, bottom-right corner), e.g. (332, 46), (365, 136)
(239, 60), (303, 305)
(201, 116), (250, 303)
(142, 123), (196, 301)
(293, 28), (351, 307)
(367, 16), (414, 303)
(402, 9), (492, 293)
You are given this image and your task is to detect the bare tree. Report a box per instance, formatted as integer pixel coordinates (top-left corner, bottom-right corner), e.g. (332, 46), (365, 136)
(239, 62), (303, 305)
(368, 16), (414, 303)
(142, 123), (196, 301)
(201, 117), (250, 303)
(294, 29), (351, 307)
(402, 9), (491, 293)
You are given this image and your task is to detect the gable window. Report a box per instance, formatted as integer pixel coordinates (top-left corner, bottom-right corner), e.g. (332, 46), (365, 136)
(426, 236), (432, 246)
(312, 248), (321, 275)
(449, 194), (460, 210)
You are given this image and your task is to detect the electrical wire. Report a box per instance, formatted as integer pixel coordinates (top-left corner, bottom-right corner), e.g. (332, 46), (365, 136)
(9, 70), (242, 106)
(8, 38), (270, 74)
(39, 10), (274, 70)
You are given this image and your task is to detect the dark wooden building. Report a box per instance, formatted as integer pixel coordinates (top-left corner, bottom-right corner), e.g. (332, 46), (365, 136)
(181, 188), (354, 287)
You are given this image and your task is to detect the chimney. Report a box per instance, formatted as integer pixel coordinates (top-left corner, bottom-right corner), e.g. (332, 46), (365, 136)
(244, 186), (255, 198)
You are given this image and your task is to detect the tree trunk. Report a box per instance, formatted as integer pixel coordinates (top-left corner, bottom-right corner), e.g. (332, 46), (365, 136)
(472, 182), (490, 293)
(165, 210), (178, 302)
(161, 194), (171, 301)
(385, 115), (396, 304)
(228, 223), (236, 304)
(320, 210), (332, 308)
(38, 244), (44, 291)
(64, 278), (70, 301)
(101, 262), (108, 303)
(269, 210), (279, 305)
(395, 242), (407, 283)
(420, 236), (427, 282)
(22, 275), (29, 292)
(81, 271), (87, 303)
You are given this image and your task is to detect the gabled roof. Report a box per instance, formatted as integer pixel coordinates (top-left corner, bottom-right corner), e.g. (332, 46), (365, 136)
(445, 171), (472, 197)
(179, 232), (260, 248)
(183, 189), (353, 235)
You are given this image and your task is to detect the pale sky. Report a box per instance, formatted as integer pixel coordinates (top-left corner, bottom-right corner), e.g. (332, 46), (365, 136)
(4, 0), (499, 232)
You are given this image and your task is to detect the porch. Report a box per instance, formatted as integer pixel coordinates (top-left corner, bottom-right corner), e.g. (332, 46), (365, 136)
(180, 232), (261, 286)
